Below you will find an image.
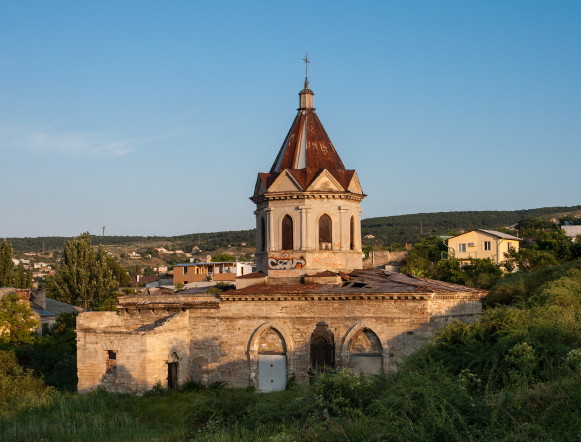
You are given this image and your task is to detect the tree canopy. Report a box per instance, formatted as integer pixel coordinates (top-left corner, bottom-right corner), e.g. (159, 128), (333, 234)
(46, 233), (128, 310)
(0, 292), (38, 346)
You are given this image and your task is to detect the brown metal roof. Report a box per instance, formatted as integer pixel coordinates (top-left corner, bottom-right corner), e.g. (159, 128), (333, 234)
(222, 269), (487, 297)
(270, 109), (345, 173)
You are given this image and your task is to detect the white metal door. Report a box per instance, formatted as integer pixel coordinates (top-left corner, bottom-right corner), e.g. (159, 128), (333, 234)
(258, 354), (286, 392)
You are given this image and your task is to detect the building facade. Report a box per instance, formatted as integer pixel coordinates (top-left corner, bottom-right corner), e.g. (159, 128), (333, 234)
(77, 77), (486, 393)
(447, 229), (521, 266)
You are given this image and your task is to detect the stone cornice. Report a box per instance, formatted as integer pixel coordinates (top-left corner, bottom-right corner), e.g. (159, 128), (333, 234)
(220, 291), (484, 302)
(251, 191), (365, 204)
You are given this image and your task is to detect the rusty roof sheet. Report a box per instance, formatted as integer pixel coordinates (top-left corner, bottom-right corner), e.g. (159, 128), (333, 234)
(222, 269), (486, 297)
(271, 109), (345, 173)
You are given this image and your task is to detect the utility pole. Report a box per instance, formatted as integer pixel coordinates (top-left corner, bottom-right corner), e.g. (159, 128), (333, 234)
(102, 226), (106, 237)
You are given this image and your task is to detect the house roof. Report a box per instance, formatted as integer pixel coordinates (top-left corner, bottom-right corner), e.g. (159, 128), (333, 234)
(174, 262), (253, 267)
(475, 230), (522, 240)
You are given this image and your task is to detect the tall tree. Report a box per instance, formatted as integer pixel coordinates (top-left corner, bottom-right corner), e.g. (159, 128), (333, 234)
(46, 233), (121, 310)
(0, 292), (38, 345)
(13, 263), (32, 289)
(0, 239), (13, 287)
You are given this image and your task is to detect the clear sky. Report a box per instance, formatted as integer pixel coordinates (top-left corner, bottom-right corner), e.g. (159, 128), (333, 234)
(1, 1), (580, 237)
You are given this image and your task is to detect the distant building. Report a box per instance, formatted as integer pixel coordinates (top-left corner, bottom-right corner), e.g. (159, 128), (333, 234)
(447, 230), (522, 266)
(561, 225), (581, 240)
(173, 261), (254, 285)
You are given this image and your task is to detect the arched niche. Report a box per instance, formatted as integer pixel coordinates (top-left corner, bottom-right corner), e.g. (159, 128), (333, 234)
(318, 214), (333, 250)
(281, 214), (294, 250)
(310, 321), (335, 370)
(341, 324), (388, 375)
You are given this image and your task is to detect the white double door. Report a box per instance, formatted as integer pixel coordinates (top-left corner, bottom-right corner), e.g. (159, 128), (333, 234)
(258, 354), (287, 392)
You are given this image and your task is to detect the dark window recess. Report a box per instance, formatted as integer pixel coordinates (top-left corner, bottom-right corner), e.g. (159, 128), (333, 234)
(350, 216), (355, 250)
(282, 215), (294, 250)
(41, 323), (49, 336)
(183, 266), (188, 275)
(319, 214), (332, 250)
(260, 216), (266, 251)
(106, 350), (117, 375)
(310, 322), (335, 370)
(168, 362), (178, 388)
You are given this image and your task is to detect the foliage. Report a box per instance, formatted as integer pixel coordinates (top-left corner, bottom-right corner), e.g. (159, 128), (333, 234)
(14, 313), (78, 391)
(401, 235), (447, 277)
(419, 265), (581, 391)
(211, 253), (237, 262)
(46, 233), (123, 310)
(0, 239), (13, 287)
(0, 350), (56, 417)
(0, 292), (38, 346)
(0, 239), (31, 288)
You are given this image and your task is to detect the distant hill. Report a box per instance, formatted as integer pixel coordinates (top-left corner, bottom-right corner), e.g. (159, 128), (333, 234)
(361, 205), (581, 245)
(6, 205), (580, 252)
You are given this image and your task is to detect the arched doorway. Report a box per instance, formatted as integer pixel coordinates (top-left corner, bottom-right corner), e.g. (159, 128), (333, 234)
(167, 351), (179, 388)
(257, 327), (287, 392)
(310, 322), (335, 371)
(348, 328), (383, 375)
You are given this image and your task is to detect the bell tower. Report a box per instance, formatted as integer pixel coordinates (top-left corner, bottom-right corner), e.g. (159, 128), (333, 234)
(251, 61), (365, 278)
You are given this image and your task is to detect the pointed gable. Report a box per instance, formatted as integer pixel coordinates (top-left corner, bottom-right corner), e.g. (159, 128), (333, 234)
(268, 170), (304, 192)
(306, 169), (344, 192)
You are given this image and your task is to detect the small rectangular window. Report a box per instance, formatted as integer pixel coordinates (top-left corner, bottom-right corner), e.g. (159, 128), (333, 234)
(106, 350), (117, 375)
(183, 266), (188, 275)
(458, 243), (466, 253)
(484, 241), (491, 251)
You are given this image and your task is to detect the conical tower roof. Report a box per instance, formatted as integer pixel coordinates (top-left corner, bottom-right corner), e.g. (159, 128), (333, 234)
(270, 87), (346, 173)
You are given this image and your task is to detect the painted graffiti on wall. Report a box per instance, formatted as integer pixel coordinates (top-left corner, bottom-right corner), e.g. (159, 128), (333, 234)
(268, 254), (306, 270)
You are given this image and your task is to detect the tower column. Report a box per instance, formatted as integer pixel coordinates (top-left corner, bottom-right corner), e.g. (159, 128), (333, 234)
(298, 206), (311, 250)
(355, 208), (363, 251)
(338, 207), (348, 251)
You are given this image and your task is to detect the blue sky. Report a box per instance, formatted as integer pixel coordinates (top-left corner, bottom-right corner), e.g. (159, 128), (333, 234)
(1, 1), (580, 237)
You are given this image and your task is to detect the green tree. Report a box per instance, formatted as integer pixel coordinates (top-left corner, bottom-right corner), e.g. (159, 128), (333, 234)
(46, 233), (120, 310)
(0, 292), (38, 346)
(0, 239), (13, 287)
(106, 255), (131, 287)
(401, 236), (447, 277)
(13, 263), (32, 289)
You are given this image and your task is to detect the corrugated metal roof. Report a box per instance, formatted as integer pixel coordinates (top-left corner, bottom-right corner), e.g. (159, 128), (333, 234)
(476, 230), (522, 240)
(222, 269), (486, 297)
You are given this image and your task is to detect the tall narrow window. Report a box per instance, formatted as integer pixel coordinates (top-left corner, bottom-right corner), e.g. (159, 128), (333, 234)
(350, 216), (355, 250)
(282, 215), (294, 250)
(260, 216), (266, 251)
(319, 214), (332, 250)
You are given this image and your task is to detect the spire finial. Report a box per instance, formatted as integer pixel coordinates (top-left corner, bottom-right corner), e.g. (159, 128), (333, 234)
(303, 52), (310, 89)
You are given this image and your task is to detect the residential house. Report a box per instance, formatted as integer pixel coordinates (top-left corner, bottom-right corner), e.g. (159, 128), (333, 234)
(447, 229), (521, 266)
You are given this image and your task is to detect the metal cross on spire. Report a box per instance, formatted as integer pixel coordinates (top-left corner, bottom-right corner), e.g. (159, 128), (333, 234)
(303, 52), (310, 89)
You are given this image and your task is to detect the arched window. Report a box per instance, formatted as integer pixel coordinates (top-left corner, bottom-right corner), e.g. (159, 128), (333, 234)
(350, 216), (355, 250)
(319, 214), (332, 250)
(282, 215), (294, 250)
(260, 216), (266, 252)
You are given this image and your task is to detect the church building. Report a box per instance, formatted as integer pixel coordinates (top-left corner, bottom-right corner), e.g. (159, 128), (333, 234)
(76, 72), (485, 393)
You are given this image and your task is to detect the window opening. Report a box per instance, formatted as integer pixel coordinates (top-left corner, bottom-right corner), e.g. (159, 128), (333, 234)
(319, 214), (332, 250)
(282, 215), (294, 250)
